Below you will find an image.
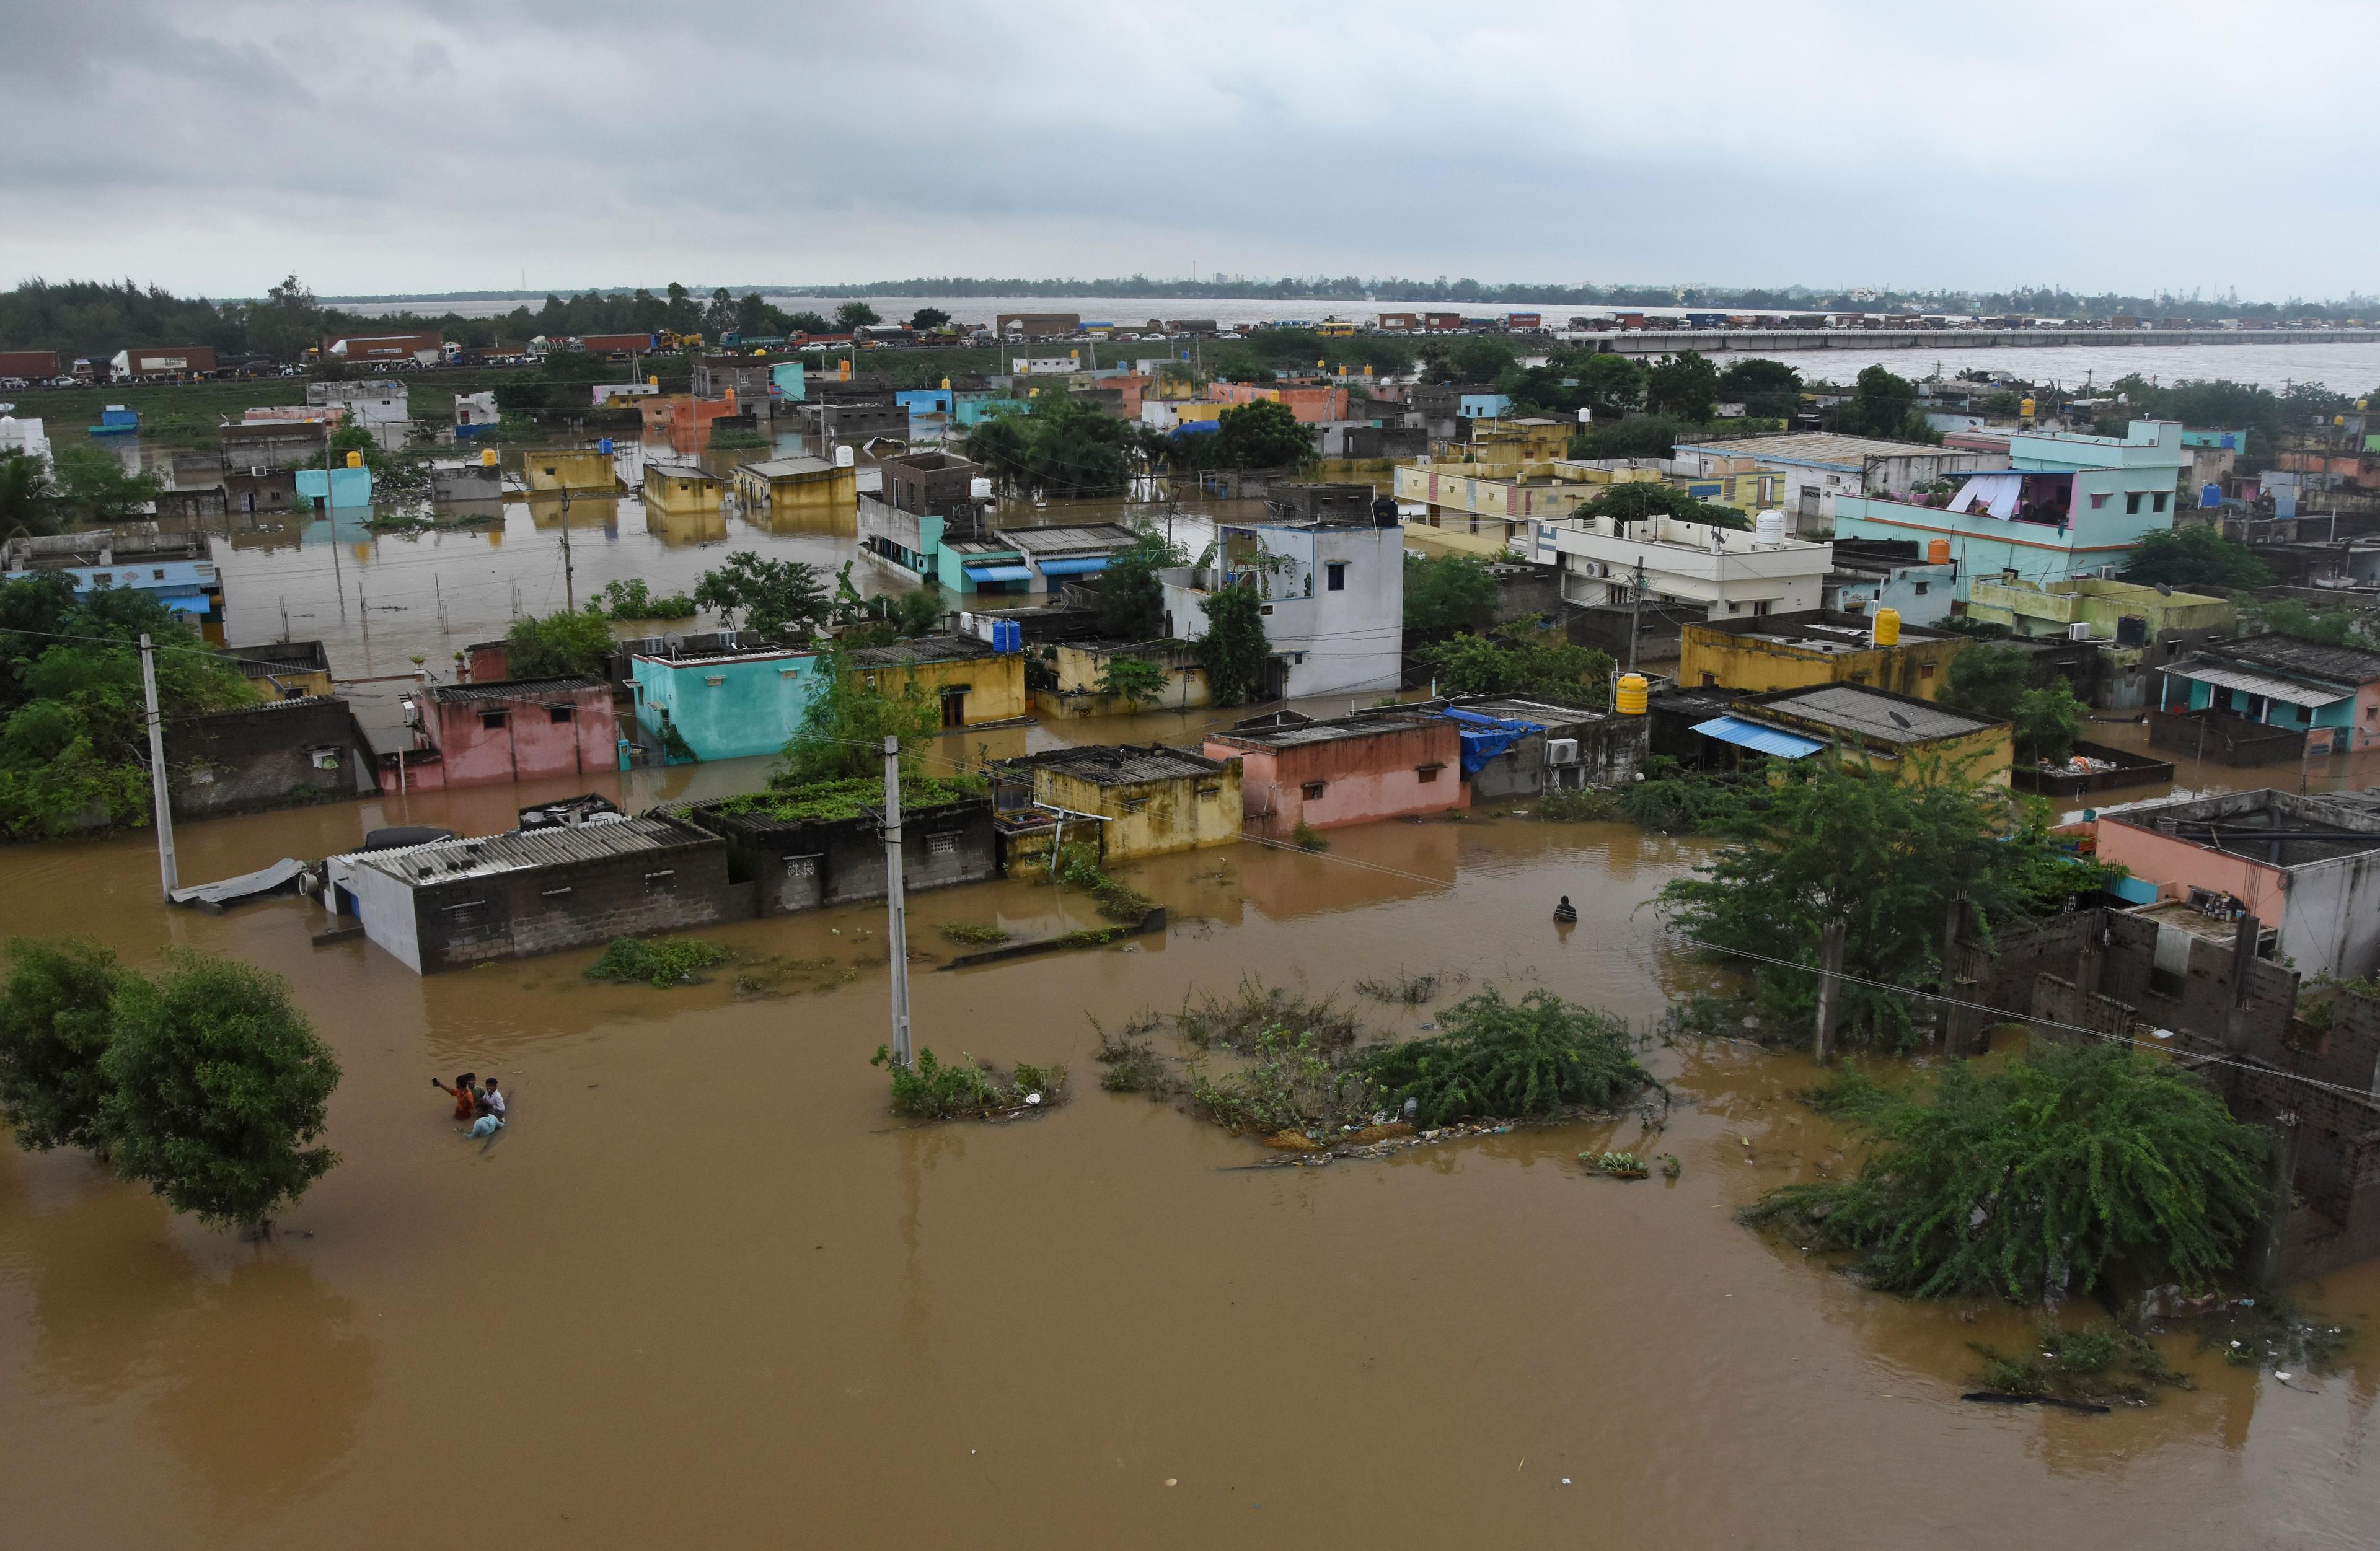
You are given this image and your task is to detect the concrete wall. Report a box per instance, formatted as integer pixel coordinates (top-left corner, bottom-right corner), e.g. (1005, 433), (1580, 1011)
(1205, 721), (1463, 838)
(1039, 642), (1208, 719)
(632, 651), (820, 762)
(522, 448), (618, 493)
(405, 839), (746, 973)
(862, 653), (1028, 726)
(1678, 623), (1963, 701)
(1038, 763), (1242, 861)
(166, 696), (377, 818)
(685, 799), (997, 913)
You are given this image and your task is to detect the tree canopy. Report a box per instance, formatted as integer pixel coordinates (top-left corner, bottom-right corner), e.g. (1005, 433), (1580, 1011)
(502, 607), (615, 678)
(0, 937), (121, 1151)
(1576, 480), (1750, 530)
(1421, 630), (1613, 702)
(1403, 553), (1501, 638)
(964, 394), (1135, 496)
(1831, 366), (1934, 441)
(693, 551), (832, 638)
(1092, 528), (1184, 639)
(1644, 351), (1721, 421)
(2122, 526), (2273, 589)
(1197, 584), (1272, 706)
(1716, 357), (1802, 418)
(774, 644), (942, 784)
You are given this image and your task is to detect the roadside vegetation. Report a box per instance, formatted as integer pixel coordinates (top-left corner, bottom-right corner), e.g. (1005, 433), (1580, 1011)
(0, 939), (340, 1234)
(871, 1045), (1066, 1121)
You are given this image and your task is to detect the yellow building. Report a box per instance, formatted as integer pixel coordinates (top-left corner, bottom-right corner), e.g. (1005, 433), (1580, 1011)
(522, 447), (622, 493)
(642, 461), (723, 517)
(1680, 611), (1967, 701)
(731, 456), (856, 523)
(1023, 745), (1243, 861)
(1467, 417), (1572, 463)
(1963, 576), (2235, 641)
(851, 635), (1028, 727)
(223, 639), (334, 698)
(1037, 639), (1209, 719)
(1701, 683), (2012, 786)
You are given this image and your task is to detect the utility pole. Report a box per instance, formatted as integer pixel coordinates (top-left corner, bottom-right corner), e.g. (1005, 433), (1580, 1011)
(881, 735), (913, 1066)
(1813, 917), (1848, 1065)
(559, 484), (575, 611)
(1626, 556), (1649, 671)
(139, 633), (177, 899)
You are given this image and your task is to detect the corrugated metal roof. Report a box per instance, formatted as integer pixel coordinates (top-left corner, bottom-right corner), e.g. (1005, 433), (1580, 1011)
(1003, 523), (1139, 553)
(2207, 633), (2380, 686)
(426, 675), (606, 704)
(354, 816), (709, 885)
(1691, 716), (1824, 758)
(1753, 684), (1996, 744)
(2163, 659), (2351, 708)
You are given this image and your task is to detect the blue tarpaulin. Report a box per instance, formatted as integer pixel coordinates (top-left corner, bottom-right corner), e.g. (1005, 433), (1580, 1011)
(1691, 716), (1823, 758)
(1036, 556), (1110, 576)
(1437, 708), (1546, 775)
(1171, 420), (1221, 436)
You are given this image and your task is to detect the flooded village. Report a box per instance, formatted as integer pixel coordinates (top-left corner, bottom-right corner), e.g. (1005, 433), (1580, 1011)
(9, 13), (2380, 1546)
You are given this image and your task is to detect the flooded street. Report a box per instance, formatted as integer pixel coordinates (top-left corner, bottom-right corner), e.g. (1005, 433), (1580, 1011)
(2, 786), (2376, 1549)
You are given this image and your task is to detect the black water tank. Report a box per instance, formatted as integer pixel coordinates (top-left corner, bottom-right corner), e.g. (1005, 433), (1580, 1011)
(2115, 614), (2149, 648)
(1372, 496), (1400, 527)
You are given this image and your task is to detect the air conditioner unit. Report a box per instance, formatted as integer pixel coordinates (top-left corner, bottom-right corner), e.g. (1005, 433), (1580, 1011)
(250, 465), (268, 477)
(2068, 622), (2093, 641)
(2097, 565), (2120, 579)
(1545, 738), (1580, 765)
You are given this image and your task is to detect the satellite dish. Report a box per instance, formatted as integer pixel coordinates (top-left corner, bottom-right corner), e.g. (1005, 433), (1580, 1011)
(1888, 711), (1912, 729)
(2153, 582), (2173, 596)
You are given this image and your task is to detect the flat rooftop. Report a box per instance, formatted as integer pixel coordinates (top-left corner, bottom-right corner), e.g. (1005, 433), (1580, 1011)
(1029, 744), (1228, 784)
(738, 457), (838, 479)
(354, 815), (710, 885)
(1747, 683), (1999, 745)
(426, 675), (604, 704)
(2204, 632), (2380, 687)
(1211, 713), (1436, 750)
(1001, 523), (1139, 554)
(1675, 431), (1964, 466)
(849, 633), (998, 667)
(2105, 789), (2380, 869)
(1691, 610), (1952, 651)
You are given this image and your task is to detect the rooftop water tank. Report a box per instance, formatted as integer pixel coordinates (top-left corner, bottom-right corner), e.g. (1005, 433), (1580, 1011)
(834, 445), (855, 468)
(1874, 607), (1902, 646)
(1926, 537), (1951, 565)
(969, 477), (994, 500)
(1615, 674), (1649, 715)
(1753, 509), (1786, 545)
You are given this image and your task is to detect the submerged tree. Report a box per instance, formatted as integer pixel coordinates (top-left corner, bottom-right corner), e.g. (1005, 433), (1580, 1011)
(1420, 629), (1612, 702)
(2123, 526), (2275, 589)
(99, 952), (341, 1233)
(1403, 553), (1501, 638)
(1091, 527), (1183, 639)
(0, 938), (122, 1151)
(1742, 1044), (2269, 1301)
(693, 551), (831, 638)
(773, 644), (943, 785)
(1197, 582), (1272, 707)
(1656, 756), (2106, 1047)
(501, 607), (615, 678)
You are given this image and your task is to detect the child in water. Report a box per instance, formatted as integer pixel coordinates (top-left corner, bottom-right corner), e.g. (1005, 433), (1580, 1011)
(431, 1073), (477, 1122)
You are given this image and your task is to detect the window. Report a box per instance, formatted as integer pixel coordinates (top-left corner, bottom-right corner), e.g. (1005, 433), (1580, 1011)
(548, 705), (575, 723)
(1913, 582), (1929, 596)
(2089, 492), (2109, 509)
(1726, 601), (1740, 614)
(1416, 763), (1443, 783)
(2125, 492), (2143, 514)
(2153, 491), (2169, 512)
(1326, 561), (1347, 591)
(480, 710), (509, 730)
(1920, 662), (1937, 679)
(643, 869), (677, 889)
(926, 832), (958, 856)
(1751, 600), (1773, 617)
(783, 855), (820, 879)
(152, 568), (165, 580)
(1301, 781), (1326, 801)
(1700, 671), (1717, 687)
(1196, 784), (1221, 800)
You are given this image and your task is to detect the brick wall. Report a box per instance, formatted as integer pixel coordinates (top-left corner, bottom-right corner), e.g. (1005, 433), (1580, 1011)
(167, 697), (376, 818)
(408, 835), (749, 972)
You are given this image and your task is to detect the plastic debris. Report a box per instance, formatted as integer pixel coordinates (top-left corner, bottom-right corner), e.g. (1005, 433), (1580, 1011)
(1025, 1092), (1043, 1105)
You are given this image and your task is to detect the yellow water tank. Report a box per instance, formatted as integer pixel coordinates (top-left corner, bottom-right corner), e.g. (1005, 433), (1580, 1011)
(2019, 397), (2036, 418)
(344, 450), (363, 468)
(1926, 537), (1951, 565)
(1615, 674), (1649, 715)
(1874, 607), (1902, 646)
(479, 448), (498, 467)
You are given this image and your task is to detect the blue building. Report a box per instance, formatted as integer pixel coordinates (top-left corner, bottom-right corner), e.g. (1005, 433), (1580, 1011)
(1830, 420), (2191, 600)
(630, 644), (822, 763)
(1457, 393), (1513, 420)
(4, 555), (224, 640)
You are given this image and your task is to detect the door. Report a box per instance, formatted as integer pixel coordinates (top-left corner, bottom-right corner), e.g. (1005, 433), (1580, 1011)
(1260, 656), (1290, 702)
(940, 689), (966, 729)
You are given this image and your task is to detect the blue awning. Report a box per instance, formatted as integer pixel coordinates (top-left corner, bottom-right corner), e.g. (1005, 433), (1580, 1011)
(1036, 556), (1111, 576)
(1691, 716), (1823, 758)
(154, 591), (211, 615)
(964, 565), (1033, 582)
(1171, 420), (1221, 435)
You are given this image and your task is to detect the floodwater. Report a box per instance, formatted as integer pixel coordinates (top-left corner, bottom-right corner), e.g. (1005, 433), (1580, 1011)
(2, 755), (2378, 1547)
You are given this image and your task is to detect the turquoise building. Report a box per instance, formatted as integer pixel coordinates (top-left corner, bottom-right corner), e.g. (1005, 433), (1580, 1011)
(629, 645), (822, 762)
(769, 362), (806, 401)
(1830, 420), (2190, 600)
(1458, 393), (1514, 420)
(954, 393), (1029, 428)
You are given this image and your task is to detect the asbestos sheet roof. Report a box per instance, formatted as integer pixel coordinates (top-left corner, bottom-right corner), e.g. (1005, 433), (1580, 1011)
(850, 633), (997, 667)
(1692, 716), (1824, 758)
(2206, 633), (2380, 687)
(1033, 745), (1228, 784)
(1754, 684), (1998, 745)
(355, 816), (708, 885)
(426, 675), (605, 704)
(2164, 658), (2352, 709)
(1002, 523), (1139, 554)
(738, 457), (837, 478)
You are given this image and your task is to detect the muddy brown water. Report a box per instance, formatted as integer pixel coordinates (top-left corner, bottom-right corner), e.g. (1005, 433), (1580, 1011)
(3, 776), (2379, 1546)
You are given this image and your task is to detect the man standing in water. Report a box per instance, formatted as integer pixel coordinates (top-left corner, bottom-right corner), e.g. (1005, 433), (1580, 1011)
(432, 1073), (477, 1122)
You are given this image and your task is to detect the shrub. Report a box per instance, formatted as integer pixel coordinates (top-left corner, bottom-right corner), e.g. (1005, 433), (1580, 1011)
(937, 921), (1010, 946)
(871, 1045), (1064, 1119)
(1740, 1042), (2270, 1301)
(1363, 987), (1655, 1127)
(504, 607), (615, 677)
(586, 937), (734, 988)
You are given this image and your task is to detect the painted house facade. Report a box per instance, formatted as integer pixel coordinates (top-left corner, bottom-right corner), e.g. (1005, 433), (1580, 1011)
(850, 635), (1028, 727)
(2156, 633), (2380, 755)
(1204, 714), (1464, 838)
(1013, 745), (1243, 861)
(405, 677), (619, 791)
(1679, 610), (1967, 701)
(1159, 512), (1406, 700)
(630, 646), (822, 763)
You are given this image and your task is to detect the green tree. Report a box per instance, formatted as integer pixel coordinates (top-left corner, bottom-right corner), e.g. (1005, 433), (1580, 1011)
(734, 292), (776, 337)
(1835, 365), (1931, 441)
(2239, 598), (2380, 649)
(502, 607), (615, 677)
(1093, 527), (1184, 639)
(963, 395), (1134, 497)
(248, 273), (323, 361)
(1716, 357), (1802, 418)
(1448, 336), (1518, 384)
(1421, 631), (1613, 701)
(51, 442), (163, 525)
(2122, 526), (2273, 589)
(1657, 757), (2105, 1047)
(785, 310), (832, 335)
(909, 307), (951, 332)
(1212, 399), (1314, 470)
(1575, 353), (1647, 416)
(2013, 680), (2083, 763)
(1568, 413), (1689, 460)
(0, 938), (121, 1151)
(1095, 654), (1168, 706)
(1403, 553), (1501, 637)
(834, 301), (881, 331)
(1577, 480), (1749, 530)
(774, 644), (942, 784)
(1939, 641), (2032, 721)
(0, 449), (63, 537)
(1742, 1043), (2268, 1301)
(892, 579), (945, 638)
(693, 551), (831, 638)
(703, 288), (737, 335)
(1197, 584), (1273, 706)
(99, 951), (341, 1234)
(1644, 351), (1721, 421)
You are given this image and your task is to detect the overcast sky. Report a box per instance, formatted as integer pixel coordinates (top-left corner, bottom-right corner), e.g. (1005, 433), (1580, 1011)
(1, 1), (2366, 302)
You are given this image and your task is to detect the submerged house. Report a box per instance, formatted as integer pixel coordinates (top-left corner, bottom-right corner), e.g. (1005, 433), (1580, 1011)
(2154, 633), (2380, 760)
(327, 815), (741, 974)
(1000, 745), (1243, 861)
(1368, 695), (1646, 799)
(1203, 712), (1463, 838)
(629, 644), (822, 763)
(1035, 639), (1208, 719)
(674, 786), (997, 915)
(1687, 682), (2012, 784)
(165, 695), (377, 819)
(395, 677), (620, 791)
(850, 634), (1028, 727)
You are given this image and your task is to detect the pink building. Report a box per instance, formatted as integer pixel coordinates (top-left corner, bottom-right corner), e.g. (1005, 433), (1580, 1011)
(1204, 714), (1463, 840)
(390, 677), (619, 792)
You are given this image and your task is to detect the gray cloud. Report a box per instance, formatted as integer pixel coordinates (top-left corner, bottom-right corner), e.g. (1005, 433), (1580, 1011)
(0, 0), (2369, 299)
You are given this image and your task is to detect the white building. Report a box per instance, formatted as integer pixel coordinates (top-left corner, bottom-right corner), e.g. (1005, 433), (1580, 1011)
(1670, 433), (1998, 535)
(453, 392), (501, 439)
(1160, 504), (1405, 700)
(0, 413), (51, 472)
(1011, 356), (1078, 376)
(1548, 509), (1831, 620)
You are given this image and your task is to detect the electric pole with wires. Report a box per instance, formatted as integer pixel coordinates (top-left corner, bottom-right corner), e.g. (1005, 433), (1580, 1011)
(879, 734), (913, 1066)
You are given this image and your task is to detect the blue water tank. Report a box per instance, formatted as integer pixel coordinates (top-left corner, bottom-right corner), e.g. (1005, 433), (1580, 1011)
(598, 437), (614, 454)
(2201, 482), (2222, 507)
(993, 618), (1021, 654)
